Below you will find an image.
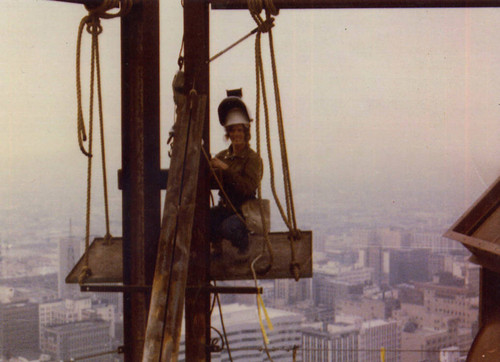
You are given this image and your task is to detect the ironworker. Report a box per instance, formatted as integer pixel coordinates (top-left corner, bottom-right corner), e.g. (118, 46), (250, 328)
(210, 90), (263, 258)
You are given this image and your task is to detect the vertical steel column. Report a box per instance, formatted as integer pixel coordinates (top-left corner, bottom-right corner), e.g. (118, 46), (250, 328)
(121, 1), (160, 361)
(184, 0), (211, 360)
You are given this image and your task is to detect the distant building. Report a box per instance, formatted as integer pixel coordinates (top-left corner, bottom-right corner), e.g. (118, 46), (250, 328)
(337, 297), (398, 321)
(415, 283), (478, 329)
(274, 278), (312, 305)
(394, 284), (424, 305)
(179, 303), (303, 361)
(365, 246), (383, 285)
(387, 249), (431, 286)
(400, 320), (469, 362)
(302, 315), (400, 362)
(313, 264), (373, 307)
(41, 320), (111, 362)
(394, 302), (472, 362)
(412, 232), (457, 252)
(357, 319), (400, 362)
(0, 300), (39, 358)
(58, 236), (82, 299)
(439, 346), (461, 362)
(302, 322), (359, 362)
(39, 298), (116, 348)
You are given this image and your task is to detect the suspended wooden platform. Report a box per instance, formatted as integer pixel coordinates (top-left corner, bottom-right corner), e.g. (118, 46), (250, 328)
(66, 237), (123, 284)
(210, 230), (312, 280)
(65, 231), (312, 284)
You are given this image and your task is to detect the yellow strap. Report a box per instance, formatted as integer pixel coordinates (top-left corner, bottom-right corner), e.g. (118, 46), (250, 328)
(258, 294), (274, 331)
(380, 347), (386, 362)
(256, 294), (273, 345)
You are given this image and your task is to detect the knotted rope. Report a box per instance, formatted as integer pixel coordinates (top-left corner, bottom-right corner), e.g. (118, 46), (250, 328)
(76, 0), (132, 284)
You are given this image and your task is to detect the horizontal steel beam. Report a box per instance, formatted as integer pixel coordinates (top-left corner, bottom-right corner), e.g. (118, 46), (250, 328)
(46, 0), (104, 6)
(211, 0), (500, 8)
(80, 284), (263, 294)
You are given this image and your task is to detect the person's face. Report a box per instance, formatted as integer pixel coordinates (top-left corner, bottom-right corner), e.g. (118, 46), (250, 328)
(228, 124), (246, 147)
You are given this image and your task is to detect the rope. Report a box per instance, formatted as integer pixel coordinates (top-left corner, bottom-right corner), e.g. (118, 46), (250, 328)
(75, 0), (131, 284)
(251, 255), (274, 361)
(249, 0), (301, 281)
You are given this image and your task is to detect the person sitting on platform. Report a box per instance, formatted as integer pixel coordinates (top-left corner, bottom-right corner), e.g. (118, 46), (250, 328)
(210, 90), (263, 257)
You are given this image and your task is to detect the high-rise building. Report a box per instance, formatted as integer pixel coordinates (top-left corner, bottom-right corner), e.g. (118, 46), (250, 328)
(58, 236), (82, 299)
(41, 320), (112, 362)
(387, 249), (431, 286)
(0, 300), (39, 358)
(274, 278), (312, 305)
(302, 322), (359, 362)
(39, 297), (118, 348)
(357, 319), (400, 362)
(179, 303), (303, 361)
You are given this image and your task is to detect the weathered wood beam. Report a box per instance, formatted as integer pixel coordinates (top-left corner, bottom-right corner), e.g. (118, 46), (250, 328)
(141, 94), (206, 362)
(211, 0), (500, 8)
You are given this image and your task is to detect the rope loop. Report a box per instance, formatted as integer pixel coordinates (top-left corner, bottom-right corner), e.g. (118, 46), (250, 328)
(248, 0), (278, 33)
(85, 17), (103, 36)
(257, 17), (275, 33)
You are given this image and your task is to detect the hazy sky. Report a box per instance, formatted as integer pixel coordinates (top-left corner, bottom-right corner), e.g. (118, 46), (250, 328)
(2, 0), (499, 239)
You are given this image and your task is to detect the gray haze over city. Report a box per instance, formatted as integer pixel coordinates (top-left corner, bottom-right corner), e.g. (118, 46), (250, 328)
(1, 0), (499, 361)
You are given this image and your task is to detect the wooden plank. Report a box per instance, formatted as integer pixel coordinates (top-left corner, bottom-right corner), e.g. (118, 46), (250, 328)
(141, 94), (206, 362)
(210, 231), (313, 280)
(65, 237), (123, 284)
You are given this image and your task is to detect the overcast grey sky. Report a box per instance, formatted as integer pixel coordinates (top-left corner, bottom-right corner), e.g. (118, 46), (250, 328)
(1, 0), (499, 239)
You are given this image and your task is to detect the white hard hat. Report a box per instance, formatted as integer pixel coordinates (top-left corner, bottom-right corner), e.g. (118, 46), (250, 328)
(224, 109), (250, 127)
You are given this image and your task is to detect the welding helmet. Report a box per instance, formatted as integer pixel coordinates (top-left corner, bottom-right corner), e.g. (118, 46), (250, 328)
(217, 89), (251, 127)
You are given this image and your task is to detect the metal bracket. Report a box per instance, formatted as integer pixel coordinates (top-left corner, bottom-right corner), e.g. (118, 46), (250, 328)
(80, 284), (262, 294)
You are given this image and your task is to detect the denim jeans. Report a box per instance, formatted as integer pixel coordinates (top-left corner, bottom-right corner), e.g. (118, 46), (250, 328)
(210, 205), (249, 252)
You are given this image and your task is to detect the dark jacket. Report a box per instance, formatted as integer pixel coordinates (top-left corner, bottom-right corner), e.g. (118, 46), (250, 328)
(214, 145), (263, 211)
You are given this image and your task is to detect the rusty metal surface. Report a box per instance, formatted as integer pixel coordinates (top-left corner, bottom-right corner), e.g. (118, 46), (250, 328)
(184, 0), (212, 361)
(81, 284), (151, 293)
(211, 0), (500, 8)
(141, 94), (207, 362)
(210, 231), (313, 280)
(467, 319), (500, 361)
(120, 1), (161, 361)
(46, 0), (104, 5)
(66, 237), (123, 284)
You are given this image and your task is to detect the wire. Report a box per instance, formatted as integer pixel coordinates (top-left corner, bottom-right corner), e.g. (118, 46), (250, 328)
(215, 289), (234, 361)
